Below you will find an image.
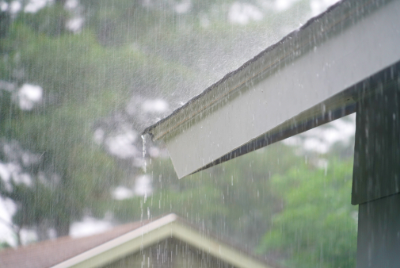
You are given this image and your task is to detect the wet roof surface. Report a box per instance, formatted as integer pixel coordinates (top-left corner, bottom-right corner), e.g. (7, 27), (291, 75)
(0, 221), (146, 268)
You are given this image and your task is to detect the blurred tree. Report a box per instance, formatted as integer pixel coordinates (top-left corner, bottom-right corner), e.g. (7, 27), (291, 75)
(112, 142), (302, 250)
(0, 2), (192, 239)
(0, 10), (11, 38)
(22, 3), (69, 36)
(0, 18), (126, 237)
(258, 159), (357, 268)
(0, 241), (11, 250)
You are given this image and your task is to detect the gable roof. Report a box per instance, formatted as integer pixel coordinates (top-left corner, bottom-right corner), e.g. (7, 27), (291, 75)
(142, 0), (400, 178)
(0, 221), (148, 268)
(0, 214), (276, 268)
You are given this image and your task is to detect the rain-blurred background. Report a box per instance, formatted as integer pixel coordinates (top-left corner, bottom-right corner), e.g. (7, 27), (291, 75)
(0, 0), (357, 267)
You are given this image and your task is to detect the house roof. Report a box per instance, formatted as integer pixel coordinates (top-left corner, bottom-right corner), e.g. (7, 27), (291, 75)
(142, 0), (400, 179)
(0, 214), (277, 268)
(0, 221), (147, 268)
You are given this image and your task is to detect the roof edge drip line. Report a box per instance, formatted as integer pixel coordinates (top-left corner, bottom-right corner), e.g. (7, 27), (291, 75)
(142, 0), (388, 141)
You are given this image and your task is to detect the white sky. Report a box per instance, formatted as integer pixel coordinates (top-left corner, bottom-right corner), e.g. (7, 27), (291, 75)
(284, 114), (356, 153)
(229, 2), (264, 25)
(18, 84), (43, 110)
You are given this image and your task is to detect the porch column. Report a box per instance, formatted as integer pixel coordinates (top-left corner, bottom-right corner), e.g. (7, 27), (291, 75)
(352, 82), (400, 267)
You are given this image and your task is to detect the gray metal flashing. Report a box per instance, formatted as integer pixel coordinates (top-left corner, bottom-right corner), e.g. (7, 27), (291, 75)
(143, 0), (400, 178)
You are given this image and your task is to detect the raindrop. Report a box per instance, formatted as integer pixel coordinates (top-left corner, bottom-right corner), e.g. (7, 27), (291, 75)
(141, 135), (147, 173)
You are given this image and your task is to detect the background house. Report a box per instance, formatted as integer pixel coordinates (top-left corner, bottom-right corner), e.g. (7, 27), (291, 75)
(0, 214), (276, 268)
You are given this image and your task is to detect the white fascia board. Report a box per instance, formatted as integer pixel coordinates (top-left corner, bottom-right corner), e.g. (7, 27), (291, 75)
(143, 0), (400, 178)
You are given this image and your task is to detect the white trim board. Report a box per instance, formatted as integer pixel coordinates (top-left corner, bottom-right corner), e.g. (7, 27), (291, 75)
(143, 0), (400, 178)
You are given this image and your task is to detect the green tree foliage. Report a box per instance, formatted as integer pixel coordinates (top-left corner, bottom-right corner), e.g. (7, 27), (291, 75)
(112, 142), (302, 249)
(20, 4), (70, 36)
(0, 19), (127, 237)
(0, 241), (11, 250)
(0, 2), (193, 239)
(258, 159), (357, 268)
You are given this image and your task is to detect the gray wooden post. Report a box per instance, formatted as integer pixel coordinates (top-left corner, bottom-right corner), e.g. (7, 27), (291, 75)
(352, 82), (400, 267)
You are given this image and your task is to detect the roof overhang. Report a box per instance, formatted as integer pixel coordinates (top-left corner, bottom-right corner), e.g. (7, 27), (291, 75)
(52, 214), (272, 268)
(143, 0), (400, 179)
